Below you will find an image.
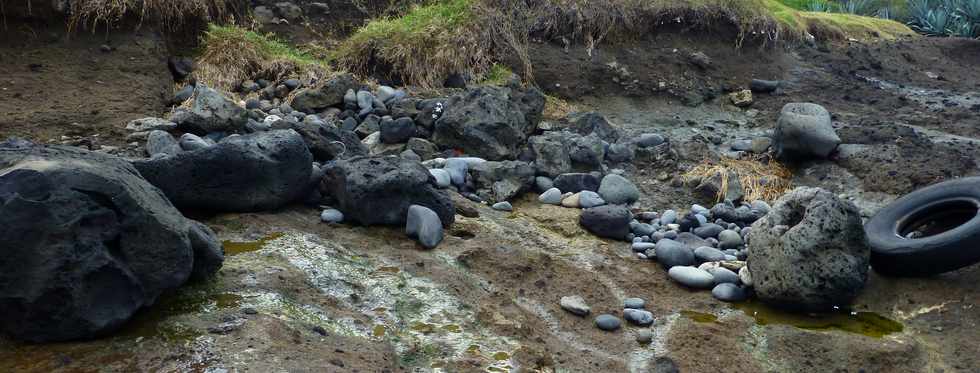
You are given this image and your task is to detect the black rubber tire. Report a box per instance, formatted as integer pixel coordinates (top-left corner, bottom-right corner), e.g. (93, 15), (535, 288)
(866, 177), (980, 277)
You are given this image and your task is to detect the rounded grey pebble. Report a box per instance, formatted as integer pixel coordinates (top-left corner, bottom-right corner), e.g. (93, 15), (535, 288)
(320, 208), (344, 223)
(595, 314), (622, 331)
(624, 298), (646, 309)
(492, 201), (513, 211)
(694, 246), (726, 262)
(624, 309), (654, 326)
(636, 329), (654, 344)
(707, 267), (739, 285)
(668, 266), (715, 289)
(632, 242), (656, 253)
(712, 283), (748, 302)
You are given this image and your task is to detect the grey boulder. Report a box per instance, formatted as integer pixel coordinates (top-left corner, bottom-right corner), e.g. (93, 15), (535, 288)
(748, 187), (869, 311)
(774, 103), (840, 160)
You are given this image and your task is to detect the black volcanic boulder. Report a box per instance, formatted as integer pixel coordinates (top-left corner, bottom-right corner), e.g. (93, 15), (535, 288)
(291, 73), (359, 114)
(170, 84), (248, 134)
(432, 86), (545, 160)
(580, 205), (632, 241)
(272, 120), (367, 162)
(133, 130), (313, 212)
(0, 142), (222, 342)
(319, 156), (454, 227)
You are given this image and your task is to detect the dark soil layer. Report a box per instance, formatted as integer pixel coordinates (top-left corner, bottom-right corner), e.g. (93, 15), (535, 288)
(0, 23), (172, 147)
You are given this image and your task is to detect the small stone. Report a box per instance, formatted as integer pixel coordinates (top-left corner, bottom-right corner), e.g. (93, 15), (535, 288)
(320, 208), (344, 223)
(429, 169), (452, 188)
(718, 230), (744, 250)
(730, 90), (753, 107)
(561, 193), (582, 208)
(706, 267), (739, 285)
(127, 117), (177, 132)
(660, 210), (677, 225)
(654, 239), (695, 269)
(693, 223), (724, 239)
(595, 314), (621, 331)
(668, 266), (715, 289)
(560, 295), (591, 316)
(636, 330), (654, 344)
(178, 133), (210, 151)
(712, 283), (748, 302)
(535, 176), (554, 192)
(492, 202), (513, 211)
(624, 298), (646, 309)
(539, 188), (562, 205)
(623, 309), (654, 326)
(739, 266), (753, 287)
(636, 134), (665, 148)
(694, 246), (726, 262)
(579, 191), (606, 208)
(406, 205), (443, 249)
(632, 242), (656, 253)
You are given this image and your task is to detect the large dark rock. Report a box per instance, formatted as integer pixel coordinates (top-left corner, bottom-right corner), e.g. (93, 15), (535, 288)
(432, 86), (544, 160)
(570, 112), (620, 143)
(580, 205), (632, 240)
(273, 120), (367, 162)
(468, 160), (535, 202)
(319, 156), (454, 227)
(554, 173), (601, 193)
(291, 73), (359, 114)
(133, 130), (313, 212)
(170, 84), (248, 134)
(0, 143), (222, 342)
(528, 132), (572, 177)
(748, 187), (869, 311)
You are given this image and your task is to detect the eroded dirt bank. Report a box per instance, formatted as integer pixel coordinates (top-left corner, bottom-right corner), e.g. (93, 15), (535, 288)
(2, 20), (980, 373)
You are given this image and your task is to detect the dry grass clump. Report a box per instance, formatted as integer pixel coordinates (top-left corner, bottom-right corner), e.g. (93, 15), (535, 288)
(196, 24), (330, 91)
(542, 94), (577, 121)
(684, 157), (794, 202)
(65, 0), (242, 32)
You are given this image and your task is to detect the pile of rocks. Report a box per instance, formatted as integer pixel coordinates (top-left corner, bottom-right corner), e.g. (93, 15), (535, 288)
(560, 295), (656, 341)
(639, 200), (769, 302)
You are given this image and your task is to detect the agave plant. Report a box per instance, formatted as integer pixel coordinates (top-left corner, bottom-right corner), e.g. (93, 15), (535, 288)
(806, 0), (833, 12)
(915, 8), (953, 36)
(838, 0), (876, 15)
(950, 17), (978, 36)
(955, 0), (980, 23)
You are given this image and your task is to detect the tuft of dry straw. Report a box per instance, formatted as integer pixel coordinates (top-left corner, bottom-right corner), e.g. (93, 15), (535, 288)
(683, 156), (793, 202)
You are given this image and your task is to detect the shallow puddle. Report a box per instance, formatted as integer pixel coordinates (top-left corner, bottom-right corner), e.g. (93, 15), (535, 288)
(680, 310), (719, 323)
(734, 301), (904, 338)
(221, 232), (284, 256)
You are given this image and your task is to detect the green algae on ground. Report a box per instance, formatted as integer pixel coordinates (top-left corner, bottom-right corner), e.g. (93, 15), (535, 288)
(681, 310), (719, 323)
(119, 284), (243, 343)
(734, 301), (904, 338)
(222, 232), (284, 256)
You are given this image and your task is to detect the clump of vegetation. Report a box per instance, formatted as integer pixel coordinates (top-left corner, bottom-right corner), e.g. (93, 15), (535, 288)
(196, 24), (330, 91)
(684, 157), (794, 202)
(63, 0), (243, 32)
(334, 0), (493, 88)
(337, 0), (916, 87)
(906, 0), (980, 37)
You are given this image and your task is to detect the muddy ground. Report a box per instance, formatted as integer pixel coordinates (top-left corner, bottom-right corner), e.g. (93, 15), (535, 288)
(2, 15), (980, 373)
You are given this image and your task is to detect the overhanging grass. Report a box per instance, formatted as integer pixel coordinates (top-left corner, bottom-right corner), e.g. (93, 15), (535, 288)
(63, 0), (241, 32)
(337, 0), (916, 86)
(197, 24), (330, 91)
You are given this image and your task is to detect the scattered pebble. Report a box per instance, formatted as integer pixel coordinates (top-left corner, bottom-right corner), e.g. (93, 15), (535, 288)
(668, 266), (715, 289)
(623, 309), (655, 326)
(320, 208), (344, 224)
(624, 298), (645, 309)
(595, 314), (622, 331)
(560, 295), (591, 316)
